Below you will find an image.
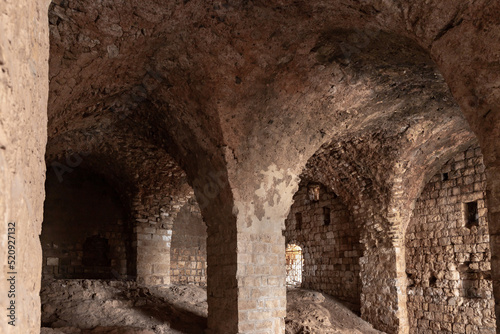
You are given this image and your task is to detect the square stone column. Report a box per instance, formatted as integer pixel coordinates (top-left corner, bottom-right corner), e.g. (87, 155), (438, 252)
(236, 233), (286, 333)
(132, 196), (173, 286)
(205, 227), (286, 333)
(201, 162), (298, 334)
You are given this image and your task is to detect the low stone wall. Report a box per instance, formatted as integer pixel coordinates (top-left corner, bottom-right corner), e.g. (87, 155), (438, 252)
(406, 145), (496, 333)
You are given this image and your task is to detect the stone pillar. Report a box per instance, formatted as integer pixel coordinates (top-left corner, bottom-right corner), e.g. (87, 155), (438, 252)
(0, 0), (50, 333)
(132, 195), (173, 285)
(206, 220), (238, 333)
(360, 244), (403, 334)
(199, 162), (297, 333)
(205, 215), (287, 334)
(236, 232), (286, 333)
(357, 206), (409, 334)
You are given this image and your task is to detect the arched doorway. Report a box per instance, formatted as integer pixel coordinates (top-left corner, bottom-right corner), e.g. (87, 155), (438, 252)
(286, 244), (303, 287)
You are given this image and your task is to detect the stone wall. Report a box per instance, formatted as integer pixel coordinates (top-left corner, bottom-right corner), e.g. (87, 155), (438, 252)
(170, 200), (207, 286)
(406, 145), (496, 333)
(133, 188), (194, 286)
(41, 168), (131, 279)
(0, 0), (50, 333)
(284, 183), (362, 311)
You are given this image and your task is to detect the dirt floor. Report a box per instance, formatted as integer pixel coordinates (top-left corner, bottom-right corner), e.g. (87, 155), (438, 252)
(40, 280), (384, 334)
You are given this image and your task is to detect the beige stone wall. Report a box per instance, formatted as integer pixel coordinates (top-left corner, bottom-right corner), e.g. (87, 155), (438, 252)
(284, 184), (362, 311)
(133, 188), (196, 286)
(0, 0), (50, 333)
(406, 145), (496, 333)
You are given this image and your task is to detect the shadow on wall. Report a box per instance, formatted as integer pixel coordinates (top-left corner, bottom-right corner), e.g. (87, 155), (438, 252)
(40, 167), (134, 280)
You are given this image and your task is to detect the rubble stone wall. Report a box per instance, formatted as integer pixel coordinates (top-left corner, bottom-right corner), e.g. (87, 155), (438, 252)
(406, 146), (496, 333)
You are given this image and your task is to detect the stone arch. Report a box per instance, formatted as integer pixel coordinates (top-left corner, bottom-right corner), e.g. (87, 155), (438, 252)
(44, 126), (194, 285)
(2, 1), (499, 333)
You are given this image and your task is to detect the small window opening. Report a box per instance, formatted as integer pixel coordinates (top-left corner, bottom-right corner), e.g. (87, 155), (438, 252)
(465, 201), (479, 229)
(286, 244), (303, 287)
(459, 270), (490, 299)
(406, 271), (415, 288)
(323, 207), (331, 226)
(295, 212), (303, 230)
(429, 274), (437, 287)
(463, 280), (481, 298)
(308, 184), (320, 202)
(442, 173), (449, 181)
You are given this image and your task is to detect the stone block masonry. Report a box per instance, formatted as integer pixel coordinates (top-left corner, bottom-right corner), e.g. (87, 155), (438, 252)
(237, 233), (287, 333)
(133, 187), (195, 286)
(170, 200), (207, 286)
(284, 183), (362, 312)
(406, 145), (496, 333)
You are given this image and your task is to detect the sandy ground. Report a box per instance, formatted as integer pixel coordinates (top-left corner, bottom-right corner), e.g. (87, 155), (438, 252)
(40, 280), (384, 334)
(285, 289), (384, 334)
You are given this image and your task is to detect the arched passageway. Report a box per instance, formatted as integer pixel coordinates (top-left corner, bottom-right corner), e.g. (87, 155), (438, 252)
(170, 199), (207, 286)
(3, 1), (500, 334)
(41, 168), (132, 279)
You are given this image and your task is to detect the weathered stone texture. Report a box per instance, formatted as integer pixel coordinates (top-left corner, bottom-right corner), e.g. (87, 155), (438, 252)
(133, 188), (193, 286)
(406, 145), (496, 334)
(170, 200), (207, 286)
(284, 183), (362, 311)
(0, 0), (50, 333)
(236, 233), (286, 334)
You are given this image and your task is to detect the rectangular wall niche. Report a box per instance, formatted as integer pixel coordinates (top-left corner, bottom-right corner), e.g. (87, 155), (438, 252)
(464, 201), (479, 229)
(295, 212), (303, 230)
(323, 207), (331, 226)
